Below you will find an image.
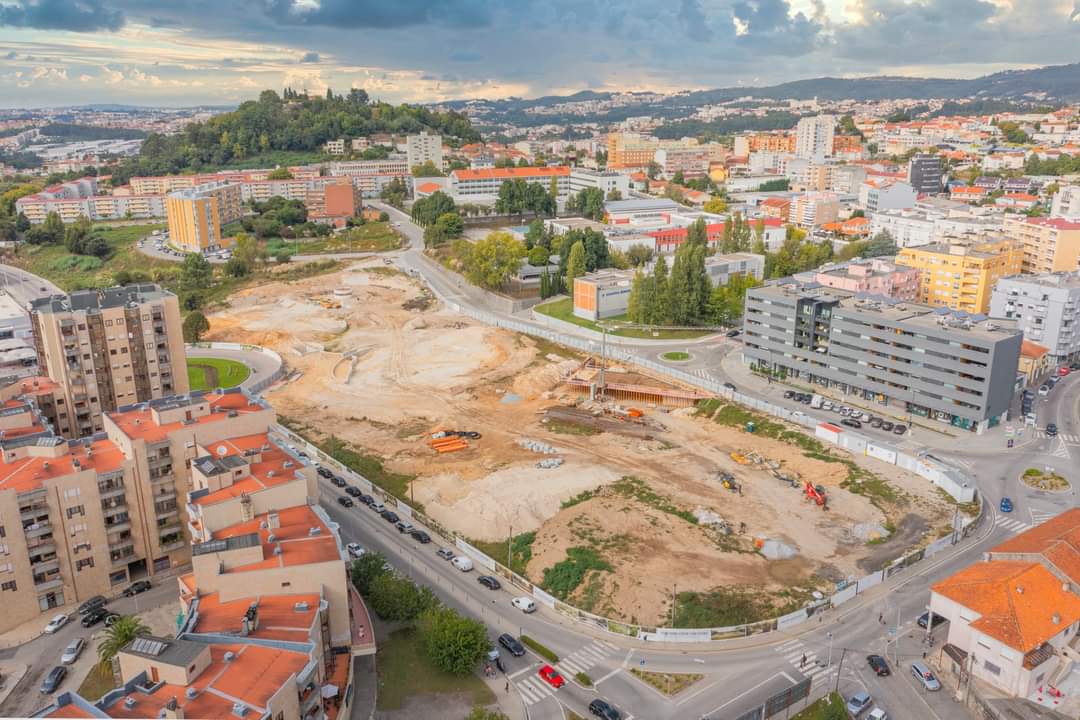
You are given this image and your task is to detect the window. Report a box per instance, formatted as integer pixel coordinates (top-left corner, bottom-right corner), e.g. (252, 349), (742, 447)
(105, 320), (113, 327)
(63, 487), (81, 500)
(0, 544), (8, 555)
(74, 542), (91, 554)
(0, 562), (12, 573)
(1, 581), (15, 592)
(0, 525), (5, 538)
(76, 558), (94, 571)
(66, 505), (85, 519)
(983, 660), (1001, 676)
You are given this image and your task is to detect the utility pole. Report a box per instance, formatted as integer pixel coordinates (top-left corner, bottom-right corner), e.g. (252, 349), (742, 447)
(834, 648), (847, 693)
(826, 632), (833, 667)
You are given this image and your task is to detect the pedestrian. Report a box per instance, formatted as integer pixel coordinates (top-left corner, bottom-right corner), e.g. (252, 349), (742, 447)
(878, 613), (883, 624)
(505, 680), (509, 693)
(801, 653), (806, 668)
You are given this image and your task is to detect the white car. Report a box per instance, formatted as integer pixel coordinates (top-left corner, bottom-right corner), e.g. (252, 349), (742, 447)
(511, 596), (537, 613)
(61, 638), (85, 665)
(44, 614), (69, 634)
(867, 709), (888, 720)
(346, 543), (365, 558)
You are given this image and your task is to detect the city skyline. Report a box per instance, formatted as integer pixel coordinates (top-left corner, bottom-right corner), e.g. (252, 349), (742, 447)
(1, 0), (1079, 107)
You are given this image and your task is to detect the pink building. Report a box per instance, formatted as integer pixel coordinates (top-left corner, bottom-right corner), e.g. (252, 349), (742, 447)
(813, 258), (920, 301)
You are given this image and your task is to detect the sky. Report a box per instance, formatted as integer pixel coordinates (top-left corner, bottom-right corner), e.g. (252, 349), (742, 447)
(1, 0), (1079, 108)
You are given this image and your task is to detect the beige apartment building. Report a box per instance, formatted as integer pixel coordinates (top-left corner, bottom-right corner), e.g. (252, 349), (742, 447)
(895, 238), (1024, 314)
(1003, 215), (1080, 274)
(165, 181), (243, 253)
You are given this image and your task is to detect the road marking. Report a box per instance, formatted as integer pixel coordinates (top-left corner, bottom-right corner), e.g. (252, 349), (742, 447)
(777, 639), (802, 651)
(508, 665), (535, 680)
(621, 649), (633, 668)
(701, 671), (792, 717)
(594, 668), (622, 686)
(1030, 508), (1059, 526)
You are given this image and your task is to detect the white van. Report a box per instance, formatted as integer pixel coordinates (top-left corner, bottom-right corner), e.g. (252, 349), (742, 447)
(511, 597), (537, 613)
(810, 395), (823, 409)
(452, 556), (474, 572)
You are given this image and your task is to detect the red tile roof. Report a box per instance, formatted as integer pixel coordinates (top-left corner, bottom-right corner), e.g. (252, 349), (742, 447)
(108, 393), (265, 444)
(0, 438), (125, 494)
(1020, 340), (1050, 359)
(990, 507), (1080, 586)
(193, 591), (319, 641)
(416, 182), (441, 193)
(452, 166), (569, 181)
(191, 433), (304, 506)
(214, 505), (340, 571)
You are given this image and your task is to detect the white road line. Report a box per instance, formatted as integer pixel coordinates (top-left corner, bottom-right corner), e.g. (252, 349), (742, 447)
(621, 649), (633, 668)
(784, 650), (805, 662)
(703, 672), (795, 717)
(509, 665), (535, 680)
(777, 639), (803, 651)
(559, 658), (584, 674)
(594, 668), (622, 686)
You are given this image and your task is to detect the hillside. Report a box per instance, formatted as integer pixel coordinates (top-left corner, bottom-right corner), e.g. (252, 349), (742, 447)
(110, 88), (479, 183)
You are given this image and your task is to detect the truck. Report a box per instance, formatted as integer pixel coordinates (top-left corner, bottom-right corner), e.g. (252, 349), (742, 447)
(810, 394), (823, 409)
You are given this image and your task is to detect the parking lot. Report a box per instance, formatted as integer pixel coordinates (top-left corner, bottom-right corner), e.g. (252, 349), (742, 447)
(783, 389), (911, 437)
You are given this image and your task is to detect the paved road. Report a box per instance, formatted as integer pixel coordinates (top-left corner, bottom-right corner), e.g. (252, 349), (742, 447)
(0, 263), (63, 306)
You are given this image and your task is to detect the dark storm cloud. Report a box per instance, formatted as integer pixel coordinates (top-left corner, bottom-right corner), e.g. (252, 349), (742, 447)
(0, 0), (125, 32)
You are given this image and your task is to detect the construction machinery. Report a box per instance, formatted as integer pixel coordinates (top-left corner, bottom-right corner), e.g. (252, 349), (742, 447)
(716, 471), (741, 493)
(730, 452), (752, 465)
(804, 481), (827, 509)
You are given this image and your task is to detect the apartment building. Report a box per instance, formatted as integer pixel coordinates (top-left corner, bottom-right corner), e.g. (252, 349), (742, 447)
(406, 131), (443, 170)
(324, 138), (346, 155)
(858, 179), (917, 213)
(895, 239), (1023, 314)
(990, 272), (1080, 364)
(327, 156), (410, 196)
(907, 153), (943, 195)
(743, 281), (1022, 432)
(870, 207), (1003, 248)
(929, 509), (1080, 699)
(568, 168), (630, 198)
(29, 285), (188, 439)
(789, 192), (840, 228)
(1002, 215), (1080, 275)
(812, 258), (921, 301)
(165, 182), (244, 253)
(447, 166), (570, 205)
(1050, 185), (1080, 220)
(733, 133), (796, 155)
(704, 252), (765, 286)
(654, 146), (711, 179)
(15, 178), (168, 224)
(794, 115), (836, 161)
(573, 269), (635, 321)
(305, 178), (360, 226)
(606, 133), (698, 169)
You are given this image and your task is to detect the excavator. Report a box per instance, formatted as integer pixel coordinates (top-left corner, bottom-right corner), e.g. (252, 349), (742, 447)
(804, 481), (827, 510)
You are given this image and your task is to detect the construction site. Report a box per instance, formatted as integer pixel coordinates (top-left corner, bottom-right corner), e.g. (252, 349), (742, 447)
(205, 259), (958, 626)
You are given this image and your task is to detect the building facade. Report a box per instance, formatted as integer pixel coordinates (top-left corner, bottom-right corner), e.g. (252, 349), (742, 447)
(989, 272), (1080, 364)
(907, 153), (943, 195)
(812, 258), (921, 301)
(1002, 215), (1080, 275)
(447, 166), (570, 205)
(573, 269), (635, 321)
(895, 239), (1023, 314)
(794, 115), (836, 161)
(165, 182), (243, 253)
(1050, 185), (1080, 220)
(789, 192), (840, 227)
(406, 132), (443, 170)
(858, 179), (917, 213)
(743, 281), (1022, 432)
(568, 168), (630, 199)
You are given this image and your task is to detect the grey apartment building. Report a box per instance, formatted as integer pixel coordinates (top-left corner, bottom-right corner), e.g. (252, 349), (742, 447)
(743, 281), (1022, 433)
(907, 153), (943, 195)
(989, 272), (1080, 365)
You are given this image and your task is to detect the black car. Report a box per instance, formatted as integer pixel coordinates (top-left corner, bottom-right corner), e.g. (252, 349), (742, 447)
(477, 575), (501, 590)
(881, 421), (894, 432)
(917, 611), (948, 630)
(588, 698), (622, 720)
(41, 665), (66, 694)
(345, 486), (362, 497)
(869, 417), (883, 428)
(498, 633), (525, 657)
(337, 496), (354, 507)
(81, 606), (110, 627)
(77, 595), (107, 615)
(103, 612), (120, 627)
(1046, 423), (1058, 437)
(330, 475), (347, 487)
(892, 424), (907, 435)
(1071, 363), (1080, 371)
(784, 391), (795, 399)
(123, 580), (151, 597)
(841, 418), (862, 428)
(867, 654), (891, 676)
(723, 382), (736, 391)
(410, 530), (432, 544)
(799, 394), (812, 404)
(358, 494), (374, 506)
(725, 329), (741, 338)
(381, 510), (400, 523)
(317, 467), (333, 479)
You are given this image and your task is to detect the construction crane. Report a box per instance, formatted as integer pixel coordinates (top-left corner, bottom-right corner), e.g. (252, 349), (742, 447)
(804, 481), (827, 509)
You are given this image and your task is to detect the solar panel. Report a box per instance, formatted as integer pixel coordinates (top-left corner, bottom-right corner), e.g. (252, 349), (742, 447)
(131, 637), (167, 656)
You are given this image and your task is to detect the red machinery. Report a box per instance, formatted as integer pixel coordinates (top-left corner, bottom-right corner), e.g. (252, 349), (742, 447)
(804, 481), (827, 509)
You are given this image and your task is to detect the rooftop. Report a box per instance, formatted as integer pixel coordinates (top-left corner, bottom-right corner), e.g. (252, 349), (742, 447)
(452, 166), (569, 181)
(605, 198), (682, 213)
(108, 393), (266, 445)
(190, 433), (306, 506)
(210, 505), (340, 571)
(997, 271), (1080, 290)
(932, 561), (1080, 654)
(191, 591), (320, 642)
(990, 508), (1080, 586)
(1020, 340), (1050, 359)
(0, 437), (124, 494)
(29, 284), (173, 315)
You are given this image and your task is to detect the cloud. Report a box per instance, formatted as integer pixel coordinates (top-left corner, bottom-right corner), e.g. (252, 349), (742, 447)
(3, 51), (16, 60)
(0, 0), (124, 32)
(299, 51), (320, 63)
(259, 0), (495, 29)
(678, 0), (711, 41)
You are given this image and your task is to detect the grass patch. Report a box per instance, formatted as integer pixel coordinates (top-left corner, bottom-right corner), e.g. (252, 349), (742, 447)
(266, 222), (404, 256)
(527, 335), (583, 360)
(561, 488), (598, 509)
(1021, 468), (1070, 491)
(77, 664), (117, 701)
(534, 298), (713, 340)
(629, 669), (704, 697)
(187, 357), (251, 391)
(792, 691), (846, 719)
(375, 627), (495, 711)
(465, 532), (535, 575)
(674, 585), (818, 628)
(520, 635), (558, 663)
(575, 671), (593, 687)
(544, 417), (600, 436)
(318, 434), (420, 510)
(661, 351), (691, 361)
(541, 546), (612, 600)
(694, 398), (721, 417)
(611, 476), (698, 525)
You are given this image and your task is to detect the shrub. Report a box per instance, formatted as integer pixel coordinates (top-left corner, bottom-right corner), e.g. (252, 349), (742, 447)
(519, 635), (558, 663)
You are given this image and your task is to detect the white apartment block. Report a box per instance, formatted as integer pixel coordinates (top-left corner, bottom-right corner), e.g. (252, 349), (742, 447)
(789, 192), (840, 227)
(324, 139), (346, 155)
(1051, 185), (1080, 220)
(568, 168), (630, 198)
(869, 208), (1003, 248)
(990, 272), (1080, 363)
(448, 166), (570, 205)
(406, 132), (443, 170)
(15, 178), (167, 224)
(857, 180), (917, 213)
(794, 115), (836, 162)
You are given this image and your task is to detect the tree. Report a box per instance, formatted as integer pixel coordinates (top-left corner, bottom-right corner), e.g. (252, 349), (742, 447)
(350, 553), (390, 595)
(703, 197), (727, 214)
(412, 191), (456, 227)
(626, 244), (654, 267)
(233, 232), (258, 269)
(367, 573), (438, 622)
(423, 211), (464, 248)
(572, 187), (606, 221)
(606, 189), (622, 202)
(0, 218), (15, 244)
(97, 616), (150, 671)
(380, 177), (409, 208)
(182, 311), (210, 343)
(224, 258), (249, 277)
(462, 231), (526, 290)
(527, 245), (550, 266)
(378, 211), (390, 222)
(411, 160), (444, 177)
(267, 167), (293, 180)
(646, 161), (661, 180)
(651, 255), (670, 324)
(15, 212), (30, 233)
(686, 218), (708, 248)
(627, 269), (645, 324)
(180, 253), (213, 290)
(707, 274), (761, 326)
(566, 240), (586, 288)
(465, 708), (510, 720)
(524, 218), (545, 249)
(64, 215), (92, 253)
(672, 170), (685, 186)
(82, 234), (109, 258)
(864, 230), (898, 257)
(40, 211), (64, 244)
(418, 606), (490, 676)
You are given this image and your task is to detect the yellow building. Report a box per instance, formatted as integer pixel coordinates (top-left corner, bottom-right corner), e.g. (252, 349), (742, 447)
(895, 238), (1023, 313)
(165, 181), (243, 253)
(1002, 215), (1080, 275)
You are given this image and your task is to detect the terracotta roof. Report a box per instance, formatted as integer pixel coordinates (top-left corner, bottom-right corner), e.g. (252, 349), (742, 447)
(192, 591), (319, 641)
(0, 438), (125, 494)
(932, 560), (1080, 653)
(1020, 340), (1050, 359)
(108, 393), (265, 444)
(41, 704), (97, 719)
(762, 198), (790, 208)
(191, 433), (304, 507)
(452, 166), (569, 181)
(990, 508), (1080, 586)
(214, 505), (340, 571)
(1021, 217), (1080, 230)
(416, 182), (441, 193)
(1000, 193), (1038, 201)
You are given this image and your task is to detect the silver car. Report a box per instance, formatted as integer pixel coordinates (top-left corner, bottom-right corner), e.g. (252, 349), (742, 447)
(61, 638), (85, 665)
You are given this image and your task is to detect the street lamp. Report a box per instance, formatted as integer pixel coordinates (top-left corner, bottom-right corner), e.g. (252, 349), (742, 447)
(826, 631), (833, 668)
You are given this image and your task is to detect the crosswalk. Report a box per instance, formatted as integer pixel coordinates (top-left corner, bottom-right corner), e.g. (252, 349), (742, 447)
(512, 639), (619, 706)
(1030, 430), (1080, 443)
(996, 515), (1031, 534)
(775, 638), (837, 687)
(1030, 508), (1060, 526)
(514, 672), (558, 706)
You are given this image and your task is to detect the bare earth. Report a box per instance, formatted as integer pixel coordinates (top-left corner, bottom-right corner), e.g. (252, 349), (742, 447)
(206, 260), (953, 625)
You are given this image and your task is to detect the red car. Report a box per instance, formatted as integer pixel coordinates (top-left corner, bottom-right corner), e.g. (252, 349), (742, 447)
(538, 665), (565, 689)
(1059, 367), (1071, 377)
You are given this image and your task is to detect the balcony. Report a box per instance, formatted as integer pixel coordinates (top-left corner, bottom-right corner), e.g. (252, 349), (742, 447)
(30, 557), (60, 574)
(33, 575), (64, 592)
(158, 537), (185, 553)
(24, 522), (53, 539)
(99, 483), (126, 500)
(26, 540), (56, 556)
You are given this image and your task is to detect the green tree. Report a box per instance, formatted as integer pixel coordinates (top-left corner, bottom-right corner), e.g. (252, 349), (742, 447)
(651, 255), (670, 324)
(707, 274), (761, 326)
(63, 215), (92, 253)
(180, 253), (213, 290)
(527, 245), (550, 266)
(411, 160), (444, 177)
(224, 258), (249, 277)
(182, 311), (210, 342)
(646, 161), (661, 180)
(380, 178), (408, 208)
(424, 211), (464, 248)
(412, 191), (457, 227)
(40, 211), (64, 244)
(97, 616), (150, 671)
(627, 270), (645, 324)
(267, 167), (293, 180)
(367, 573), (438, 622)
(626, 244), (654, 268)
(686, 218), (708, 248)
(233, 232), (258, 269)
(0, 218), (15, 244)
(672, 170), (685, 186)
(350, 553), (390, 595)
(15, 212), (30, 233)
(524, 218), (545, 249)
(703, 197), (727, 214)
(462, 231), (526, 290)
(566, 240), (586, 288)
(418, 606), (490, 676)
(864, 230), (898, 257)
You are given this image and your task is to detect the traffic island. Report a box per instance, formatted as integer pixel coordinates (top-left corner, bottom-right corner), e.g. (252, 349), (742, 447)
(1020, 468), (1071, 492)
(660, 351), (692, 362)
(629, 668), (705, 697)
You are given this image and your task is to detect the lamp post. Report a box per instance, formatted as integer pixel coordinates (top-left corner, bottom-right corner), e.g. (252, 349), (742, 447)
(826, 631), (834, 668)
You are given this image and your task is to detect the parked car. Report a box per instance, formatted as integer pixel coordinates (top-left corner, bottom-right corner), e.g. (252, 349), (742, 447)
(103, 613), (120, 627)
(1059, 366), (1070, 377)
(1070, 363), (1080, 371)
(846, 691), (872, 715)
(436, 547), (455, 560)
(380, 510), (400, 524)
(317, 467), (333, 479)
(337, 496), (354, 508)
(498, 633), (525, 657)
(44, 614), (69, 634)
(395, 520), (414, 534)
(1038, 384), (1051, 396)
(725, 329), (740, 338)
(881, 421), (895, 432)
(477, 575), (501, 590)
(917, 612), (947, 630)
(451, 556), (473, 572)
(40, 665), (66, 693)
(867, 654), (890, 676)
(1046, 423), (1058, 437)
(538, 665), (565, 689)
(588, 698), (622, 719)
(511, 596), (537, 613)
(869, 417), (883, 428)
(346, 543), (365, 558)
(911, 661), (942, 691)
(345, 486), (362, 497)
(867, 710), (889, 720)
(410, 530), (431, 544)
(77, 595), (107, 615)
(81, 607), (110, 627)
(358, 494), (374, 505)
(799, 394), (812, 404)
(61, 638), (85, 665)
(821, 401), (833, 411)
(330, 475), (347, 487)
(892, 424), (907, 435)
(369, 501), (386, 513)
(841, 418), (862, 428)
(723, 382), (736, 391)
(1000, 497), (1013, 513)
(784, 391), (795, 399)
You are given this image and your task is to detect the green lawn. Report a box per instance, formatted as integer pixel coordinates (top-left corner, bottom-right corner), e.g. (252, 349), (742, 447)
(375, 627), (495, 711)
(662, 351), (691, 361)
(77, 664), (117, 701)
(266, 222), (403, 256)
(534, 298), (713, 340)
(791, 691), (847, 719)
(187, 357), (251, 391)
